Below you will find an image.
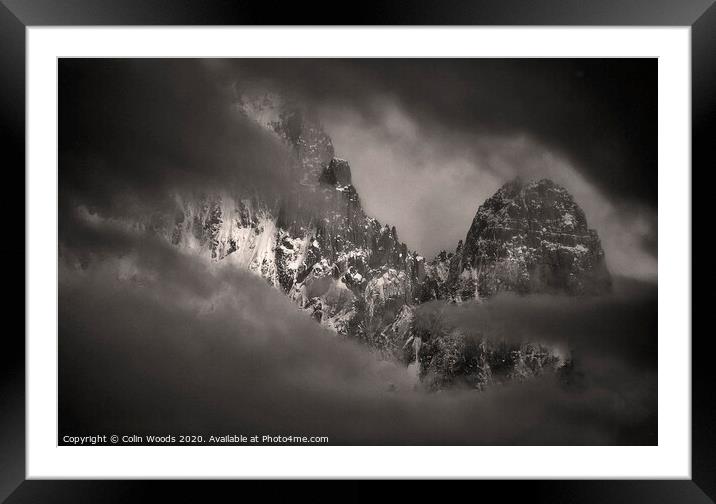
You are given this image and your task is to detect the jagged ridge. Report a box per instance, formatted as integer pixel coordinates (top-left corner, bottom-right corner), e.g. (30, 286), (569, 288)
(156, 93), (611, 390)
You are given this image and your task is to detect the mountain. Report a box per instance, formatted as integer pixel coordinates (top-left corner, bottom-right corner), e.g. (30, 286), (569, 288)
(155, 93), (611, 390)
(421, 178), (611, 303)
(166, 93), (425, 342)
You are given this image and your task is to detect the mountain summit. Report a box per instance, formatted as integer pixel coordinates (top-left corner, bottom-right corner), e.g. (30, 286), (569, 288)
(422, 178), (611, 302)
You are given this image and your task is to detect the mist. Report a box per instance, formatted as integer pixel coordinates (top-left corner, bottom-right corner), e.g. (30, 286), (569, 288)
(59, 227), (656, 445)
(60, 59), (657, 281)
(207, 58), (658, 280)
(321, 101), (657, 280)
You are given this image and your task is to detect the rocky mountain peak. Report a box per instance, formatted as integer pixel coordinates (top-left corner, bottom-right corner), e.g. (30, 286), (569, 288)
(471, 177), (591, 237)
(319, 158), (352, 187)
(422, 177), (611, 301)
(238, 91), (334, 187)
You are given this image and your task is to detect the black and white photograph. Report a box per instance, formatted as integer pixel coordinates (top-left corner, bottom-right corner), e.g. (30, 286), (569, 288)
(57, 58), (658, 446)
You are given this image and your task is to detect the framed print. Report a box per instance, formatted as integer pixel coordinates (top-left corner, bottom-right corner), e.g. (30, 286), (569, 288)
(3, 0), (710, 501)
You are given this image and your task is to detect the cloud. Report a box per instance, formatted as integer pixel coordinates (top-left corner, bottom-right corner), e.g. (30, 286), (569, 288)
(321, 99), (657, 280)
(59, 59), (294, 239)
(416, 278), (657, 366)
(218, 58), (657, 207)
(59, 223), (656, 445)
(60, 59), (657, 280)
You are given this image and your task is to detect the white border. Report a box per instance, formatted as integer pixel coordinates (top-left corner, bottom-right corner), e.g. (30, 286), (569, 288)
(27, 27), (691, 479)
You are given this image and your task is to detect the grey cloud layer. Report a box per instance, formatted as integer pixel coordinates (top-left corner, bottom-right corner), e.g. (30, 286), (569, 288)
(60, 59), (657, 280)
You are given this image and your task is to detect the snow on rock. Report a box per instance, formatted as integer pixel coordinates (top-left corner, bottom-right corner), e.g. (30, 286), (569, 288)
(364, 268), (412, 318)
(424, 178), (612, 301)
(122, 93), (608, 391)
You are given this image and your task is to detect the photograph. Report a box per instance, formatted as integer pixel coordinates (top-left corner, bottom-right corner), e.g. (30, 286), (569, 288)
(57, 58), (658, 446)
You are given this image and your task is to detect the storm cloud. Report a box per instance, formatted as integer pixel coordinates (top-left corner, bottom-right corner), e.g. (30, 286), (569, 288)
(215, 58), (656, 206)
(207, 59), (658, 278)
(60, 59), (657, 278)
(59, 59), (293, 247)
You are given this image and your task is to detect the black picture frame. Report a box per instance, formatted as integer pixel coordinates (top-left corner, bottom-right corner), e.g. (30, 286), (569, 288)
(3, 0), (709, 501)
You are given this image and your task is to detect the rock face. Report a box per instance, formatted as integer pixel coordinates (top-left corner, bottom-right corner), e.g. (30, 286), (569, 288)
(422, 178), (611, 302)
(139, 93), (611, 390)
(165, 93), (424, 342)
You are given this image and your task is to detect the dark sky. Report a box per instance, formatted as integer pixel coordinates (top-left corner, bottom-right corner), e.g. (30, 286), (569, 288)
(225, 58), (657, 207)
(60, 58), (657, 278)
